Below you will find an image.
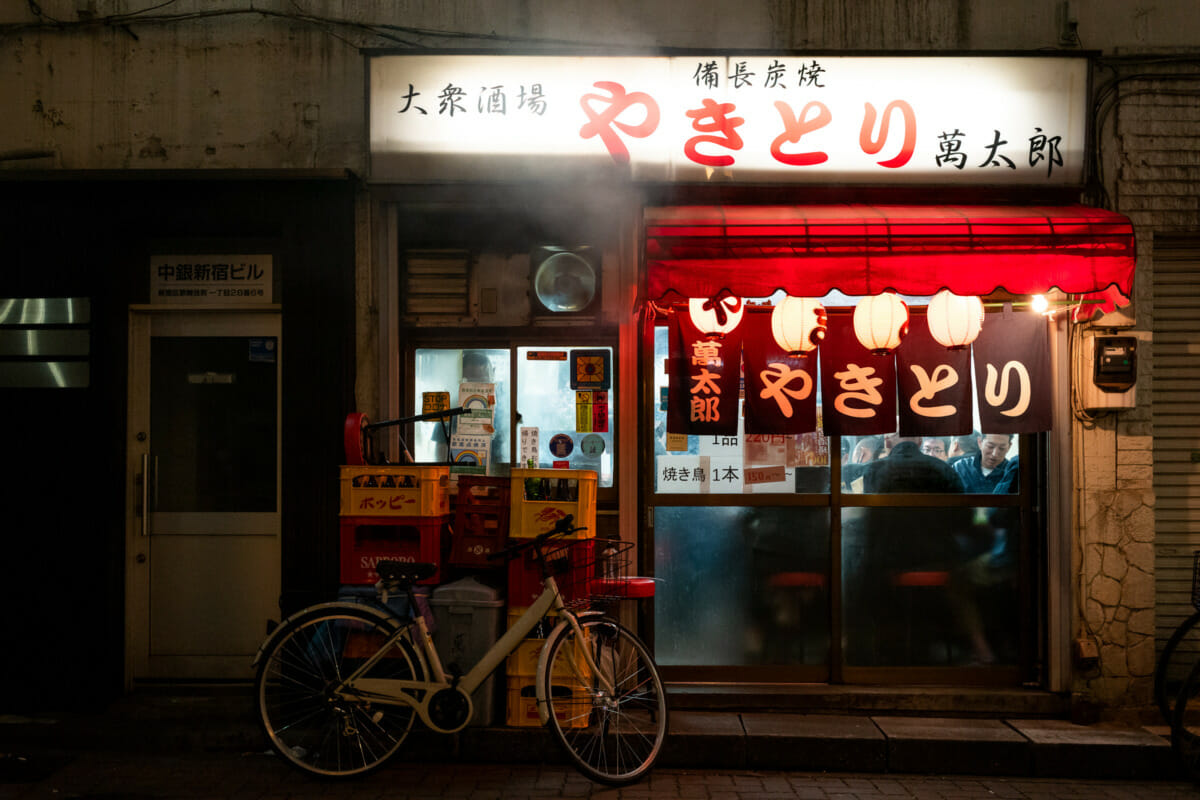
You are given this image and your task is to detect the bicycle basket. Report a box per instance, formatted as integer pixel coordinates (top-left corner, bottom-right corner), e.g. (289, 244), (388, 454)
(550, 539), (656, 607)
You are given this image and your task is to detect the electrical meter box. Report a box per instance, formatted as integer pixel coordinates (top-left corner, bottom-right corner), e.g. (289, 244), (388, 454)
(1079, 331), (1138, 411)
(1094, 336), (1137, 392)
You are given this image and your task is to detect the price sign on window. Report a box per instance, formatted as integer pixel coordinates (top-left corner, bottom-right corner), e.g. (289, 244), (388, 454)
(519, 426), (540, 465)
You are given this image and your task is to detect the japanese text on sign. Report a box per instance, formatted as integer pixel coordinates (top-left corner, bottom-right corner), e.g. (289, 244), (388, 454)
(150, 254), (273, 305)
(371, 55), (1086, 185)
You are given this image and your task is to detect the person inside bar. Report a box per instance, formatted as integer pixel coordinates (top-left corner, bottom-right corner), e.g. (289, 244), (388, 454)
(952, 432), (1018, 494)
(920, 435), (950, 461)
(851, 435), (884, 464)
(947, 430), (981, 465)
(859, 436), (964, 494)
(842, 435), (884, 492)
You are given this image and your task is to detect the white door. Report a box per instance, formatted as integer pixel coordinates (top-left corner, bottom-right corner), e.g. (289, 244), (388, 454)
(126, 310), (281, 682)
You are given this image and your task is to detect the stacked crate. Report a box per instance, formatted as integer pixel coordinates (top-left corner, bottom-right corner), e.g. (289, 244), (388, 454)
(504, 468), (597, 726)
(338, 465), (451, 587)
(449, 475), (510, 568)
(507, 468), (598, 540)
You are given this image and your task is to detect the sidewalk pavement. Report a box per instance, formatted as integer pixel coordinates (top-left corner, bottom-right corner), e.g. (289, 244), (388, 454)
(0, 686), (1187, 784)
(4, 752), (1200, 800)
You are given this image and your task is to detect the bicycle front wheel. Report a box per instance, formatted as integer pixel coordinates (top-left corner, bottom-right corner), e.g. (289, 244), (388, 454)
(542, 616), (668, 785)
(255, 605), (425, 778)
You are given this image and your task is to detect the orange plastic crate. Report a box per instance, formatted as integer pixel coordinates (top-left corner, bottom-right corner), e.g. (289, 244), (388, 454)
(508, 468), (597, 539)
(505, 677), (589, 728)
(339, 465), (450, 517)
(506, 632), (592, 679)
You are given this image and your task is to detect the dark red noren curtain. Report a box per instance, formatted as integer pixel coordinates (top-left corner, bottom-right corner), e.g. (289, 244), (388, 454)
(666, 311), (741, 436)
(895, 317), (974, 437)
(645, 204), (1135, 308)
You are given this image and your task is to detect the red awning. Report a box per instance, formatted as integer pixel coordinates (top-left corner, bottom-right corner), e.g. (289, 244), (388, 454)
(645, 204), (1136, 309)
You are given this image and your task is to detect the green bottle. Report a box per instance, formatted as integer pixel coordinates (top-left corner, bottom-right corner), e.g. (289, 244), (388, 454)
(524, 458), (540, 500)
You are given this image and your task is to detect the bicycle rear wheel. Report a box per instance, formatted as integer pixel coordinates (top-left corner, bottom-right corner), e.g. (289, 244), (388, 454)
(542, 616), (668, 785)
(255, 604), (425, 777)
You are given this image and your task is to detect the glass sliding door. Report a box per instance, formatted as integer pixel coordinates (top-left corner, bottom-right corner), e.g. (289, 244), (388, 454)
(647, 301), (1040, 686)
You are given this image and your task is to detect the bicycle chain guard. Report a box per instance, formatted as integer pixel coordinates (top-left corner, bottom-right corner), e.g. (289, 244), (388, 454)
(427, 686), (472, 732)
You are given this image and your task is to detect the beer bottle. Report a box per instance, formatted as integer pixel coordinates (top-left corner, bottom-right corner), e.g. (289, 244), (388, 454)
(524, 460), (541, 501)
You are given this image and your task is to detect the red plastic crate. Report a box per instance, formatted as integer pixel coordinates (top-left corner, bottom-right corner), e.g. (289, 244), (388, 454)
(339, 515), (447, 586)
(507, 539), (595, 608)
(451, 476), (511, 568)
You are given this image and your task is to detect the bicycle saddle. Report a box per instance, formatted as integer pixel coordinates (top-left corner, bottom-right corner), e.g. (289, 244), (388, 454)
(376, 561), (437, 586)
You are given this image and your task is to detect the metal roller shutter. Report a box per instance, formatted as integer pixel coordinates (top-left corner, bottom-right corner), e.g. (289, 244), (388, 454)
(1154, 235), (1200, 667)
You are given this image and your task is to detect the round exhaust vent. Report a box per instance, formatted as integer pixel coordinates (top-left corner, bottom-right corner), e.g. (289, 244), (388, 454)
(533, 251), (597, 313)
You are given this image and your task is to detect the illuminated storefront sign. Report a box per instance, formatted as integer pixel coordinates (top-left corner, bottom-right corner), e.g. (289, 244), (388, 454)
(369, 55), (1086, 184)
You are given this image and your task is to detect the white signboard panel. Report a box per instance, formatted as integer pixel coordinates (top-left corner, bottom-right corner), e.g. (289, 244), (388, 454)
(370, 55), (1086, 185)
(150, 255), (273, 305)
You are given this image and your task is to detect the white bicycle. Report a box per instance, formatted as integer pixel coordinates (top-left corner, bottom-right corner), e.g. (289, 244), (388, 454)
(253, 515), (667, 785)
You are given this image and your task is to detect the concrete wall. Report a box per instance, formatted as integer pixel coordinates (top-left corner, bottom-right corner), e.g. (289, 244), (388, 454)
(1075, 56), (1200, 717)
(4, 0), (1199, 715)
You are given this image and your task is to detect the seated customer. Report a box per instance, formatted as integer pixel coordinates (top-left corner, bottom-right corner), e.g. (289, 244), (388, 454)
(860, 437), (964, 494)
(948, 431), (981, 464)
(952, 432), (1017, 493)
(920, 436), (950, 461)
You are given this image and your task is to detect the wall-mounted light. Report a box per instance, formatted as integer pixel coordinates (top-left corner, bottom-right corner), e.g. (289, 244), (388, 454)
(853, 292), (909, 354)
(770, 296), (827, 354)
(926, 289), (984, 349)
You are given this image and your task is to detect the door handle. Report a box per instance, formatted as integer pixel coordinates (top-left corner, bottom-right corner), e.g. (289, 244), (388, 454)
(139, 453), (157, 537)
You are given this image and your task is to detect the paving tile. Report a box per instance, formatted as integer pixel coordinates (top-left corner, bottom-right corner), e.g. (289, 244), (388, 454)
(873, 716), (1030, 776)
(658, 710), (746, 769)
(741, 712), (886, 772)
(454, 725), (560, 764)
(1007, 718), (1179, 779)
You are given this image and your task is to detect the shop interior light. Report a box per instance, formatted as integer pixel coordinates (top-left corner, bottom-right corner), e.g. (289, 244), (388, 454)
(1031, 294), (1049, 313)
(770, 295), (828, 354)
(853, 292), (909, 354)
(926, 289), (984, 349)
(688, 295), (745, 338)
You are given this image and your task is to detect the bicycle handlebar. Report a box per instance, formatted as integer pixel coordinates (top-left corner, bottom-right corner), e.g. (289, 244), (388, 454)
(364, 407), (468, 431)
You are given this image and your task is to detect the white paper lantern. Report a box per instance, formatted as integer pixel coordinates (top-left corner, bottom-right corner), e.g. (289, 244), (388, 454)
(688, 295), (744, 338)
(926, 290), (984, 349)
(771, 296), (828, 354)
(853, 292), (909, 354)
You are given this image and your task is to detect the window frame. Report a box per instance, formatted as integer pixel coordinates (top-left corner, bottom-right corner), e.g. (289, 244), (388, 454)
(402, 332), (621, 504)
(643, 305), (1045, 686)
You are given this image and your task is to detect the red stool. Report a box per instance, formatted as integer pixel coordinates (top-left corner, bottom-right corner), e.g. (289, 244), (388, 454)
(769, 571), (828, 589)
(891, 570), (952, 663)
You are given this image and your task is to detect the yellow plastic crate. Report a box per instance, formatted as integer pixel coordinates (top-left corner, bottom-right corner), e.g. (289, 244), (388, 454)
(506, 607), (559, 635)
(506, 632), (592, 679)
(508, 468), (597, 539)
(339, 465), (450, 517)
(505, 677), (590, 728)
